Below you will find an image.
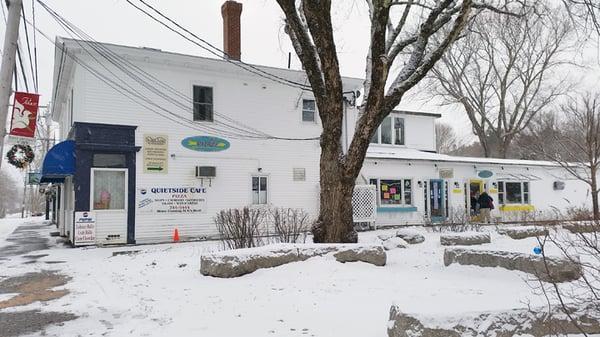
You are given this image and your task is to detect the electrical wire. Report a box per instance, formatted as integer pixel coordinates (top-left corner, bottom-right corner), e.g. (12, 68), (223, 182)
(36, 0), (319, 141)
(21, 4), (36, 92)
(125, 0), (312, 91)
(32, 0), (39, 92)
(16, 44), (29, 92)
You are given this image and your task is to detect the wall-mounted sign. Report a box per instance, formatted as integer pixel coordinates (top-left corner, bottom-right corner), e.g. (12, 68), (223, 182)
(181, 136), (230, 152)
(439, 168), (454, 179)
(27, 172), (42, 185)
(9, 92), (40, 141)
(137, 186), (207, 214)
(74, 211), (96, 246)
(143, 134), (168, 173)
(452, 188), (462, 194)
(478, 170), (494, 179)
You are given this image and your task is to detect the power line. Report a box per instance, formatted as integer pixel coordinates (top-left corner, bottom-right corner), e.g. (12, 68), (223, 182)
(36, 0), (319, 141)
(125, 0), (312, 91)
(32, 0), (39, 91)
(16, 44), (29, 92)
(21, 4), (36, 91)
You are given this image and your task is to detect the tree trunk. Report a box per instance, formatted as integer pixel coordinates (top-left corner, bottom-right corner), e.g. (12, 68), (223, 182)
(312, 118), (358, 243)
(591, 166), (599, 220)
(313, 159), (357, 243)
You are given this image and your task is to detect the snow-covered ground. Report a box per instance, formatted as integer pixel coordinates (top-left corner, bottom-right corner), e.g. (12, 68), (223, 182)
(0, 219), (592, 337)
(0, 214), (38, 244)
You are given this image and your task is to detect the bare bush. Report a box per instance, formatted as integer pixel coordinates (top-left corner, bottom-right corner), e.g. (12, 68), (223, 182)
(214, 207), (266, 250)
(531, 221), (600, 336)
(270, 208), (310, 244)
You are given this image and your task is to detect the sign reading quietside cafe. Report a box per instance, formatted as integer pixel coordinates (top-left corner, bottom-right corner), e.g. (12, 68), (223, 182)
(143, 134), (168, 174)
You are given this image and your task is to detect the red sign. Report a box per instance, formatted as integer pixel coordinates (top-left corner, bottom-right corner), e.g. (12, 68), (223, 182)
(9, 92), (40, 139)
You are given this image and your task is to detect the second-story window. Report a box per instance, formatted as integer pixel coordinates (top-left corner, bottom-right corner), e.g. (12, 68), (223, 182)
(193, 85), (213, 122)
(370, 116), (405, 145)
(302, 99), (316, 122)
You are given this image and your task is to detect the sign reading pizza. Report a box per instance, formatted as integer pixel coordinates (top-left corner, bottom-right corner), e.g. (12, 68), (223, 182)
(9, 92), (40, 139)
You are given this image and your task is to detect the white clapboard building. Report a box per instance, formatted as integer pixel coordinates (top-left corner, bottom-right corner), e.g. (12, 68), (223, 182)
(42, 1), (594, 246)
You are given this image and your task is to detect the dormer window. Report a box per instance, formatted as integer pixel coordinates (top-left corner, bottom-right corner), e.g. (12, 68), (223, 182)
(370, 116), (405, 145)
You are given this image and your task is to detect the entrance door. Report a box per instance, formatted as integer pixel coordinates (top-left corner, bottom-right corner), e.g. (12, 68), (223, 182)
(468, 179), (484, 221)
(91, 168), (128, 244)
(429, 179), (445, 222)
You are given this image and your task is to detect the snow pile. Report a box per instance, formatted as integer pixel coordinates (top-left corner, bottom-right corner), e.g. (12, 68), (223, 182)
(387, 302), (600, 337)
(440, 232), (491, 246)
(200, 243), (386, 278)
(497, 225), (549, 240)
(444, 248), (582, 283)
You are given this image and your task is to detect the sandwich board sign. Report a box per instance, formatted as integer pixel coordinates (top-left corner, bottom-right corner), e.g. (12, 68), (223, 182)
(74, 211), (96, 246)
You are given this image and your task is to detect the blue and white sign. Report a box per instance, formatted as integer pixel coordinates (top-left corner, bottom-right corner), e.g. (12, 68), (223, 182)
(181, 136), (230, 152)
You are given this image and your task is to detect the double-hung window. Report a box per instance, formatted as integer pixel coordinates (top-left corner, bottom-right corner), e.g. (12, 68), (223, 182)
(252, 176), (268, 205)
(302, 99), (316, 122)
(370, 116), (405, 145)
(497, 181), (530, 204)
(193, 86), (213, 122)
(370, 178), (412, 206)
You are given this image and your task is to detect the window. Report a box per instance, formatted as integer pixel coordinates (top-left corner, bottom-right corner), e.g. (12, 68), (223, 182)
(497, 181), (530, 204)
(394, 118), (405, 145)
(372, 178), (412, 206)
(252, 176), (268, 204)
(193, 86), (213, 122)
(92, 170), (126, 210)
(93, 154), (126, 168)
(302, 99), (316, 122)
(370, 116), (405, 146)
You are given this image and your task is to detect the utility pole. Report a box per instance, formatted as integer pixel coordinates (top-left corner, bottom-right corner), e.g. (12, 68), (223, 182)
(0, 0), (23, 172)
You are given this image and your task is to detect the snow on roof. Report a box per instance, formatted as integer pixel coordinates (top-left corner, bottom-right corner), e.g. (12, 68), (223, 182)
(366, 147), (561, 167)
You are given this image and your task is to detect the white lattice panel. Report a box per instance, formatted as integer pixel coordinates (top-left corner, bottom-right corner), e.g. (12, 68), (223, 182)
(352, 185), (377, 223)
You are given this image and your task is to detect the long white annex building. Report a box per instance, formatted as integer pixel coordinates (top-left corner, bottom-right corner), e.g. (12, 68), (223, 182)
(42, 1), (594, 246)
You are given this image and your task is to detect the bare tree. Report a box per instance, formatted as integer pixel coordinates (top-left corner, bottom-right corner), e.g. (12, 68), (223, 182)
(527, 93), (600, 220)
(562, 0), (600, 35)
(276, 0), (521, 243)
(430, 5), (574, 158)
(435, 122), (462, 154)
(0, 169), (19, 218)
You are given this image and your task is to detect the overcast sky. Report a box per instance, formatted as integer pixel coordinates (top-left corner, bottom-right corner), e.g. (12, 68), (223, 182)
(1, 0), (599, 181)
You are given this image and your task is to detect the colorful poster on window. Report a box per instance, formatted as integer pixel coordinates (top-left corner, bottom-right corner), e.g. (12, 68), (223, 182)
(9, 92), (40, 140)
(143, 134), (168, 174)
(137, 186), (207, 214)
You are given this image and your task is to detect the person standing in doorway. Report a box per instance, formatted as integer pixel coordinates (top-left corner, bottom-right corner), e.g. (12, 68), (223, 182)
(478, 192), (494, 223)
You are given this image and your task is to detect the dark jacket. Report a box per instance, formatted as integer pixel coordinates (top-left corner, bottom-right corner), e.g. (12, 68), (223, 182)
(478, 193), (494, 209)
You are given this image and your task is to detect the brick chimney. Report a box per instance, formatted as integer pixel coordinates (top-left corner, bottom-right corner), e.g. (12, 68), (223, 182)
(221, 1), (242, 61)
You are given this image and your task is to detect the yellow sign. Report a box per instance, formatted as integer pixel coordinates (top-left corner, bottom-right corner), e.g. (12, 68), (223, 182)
(500, 204), (535, 212)
(143, 134), (168, 174)
(452, 188), (462, 194)
(489, 188), (498, 194)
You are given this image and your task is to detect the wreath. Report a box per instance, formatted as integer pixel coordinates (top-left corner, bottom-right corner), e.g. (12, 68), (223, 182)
(6, 144), (35, 169)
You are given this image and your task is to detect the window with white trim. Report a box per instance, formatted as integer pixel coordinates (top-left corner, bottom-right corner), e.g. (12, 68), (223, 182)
(302, 99), (316, 122)
(370, 178), (412, 206)
(193, 85), (213, 122)
(497, 181), (530, 204)
(370, 116), (405, 145)
(252, 176), (268, 204)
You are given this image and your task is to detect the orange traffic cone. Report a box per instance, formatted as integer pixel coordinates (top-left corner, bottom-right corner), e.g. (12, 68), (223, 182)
(173, 228), (180, 243)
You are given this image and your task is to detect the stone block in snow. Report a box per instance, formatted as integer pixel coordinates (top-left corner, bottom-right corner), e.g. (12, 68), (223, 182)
(443, 248), (582, 283)
(382, 237), (408, 251)
(440, 232), (491, 246)
(563, 221), (600, 233)
(200, 243), (386, 278)
(395, 228), (425, 244)
(498, 226), (548, 240)
(387, 303), (600, 337)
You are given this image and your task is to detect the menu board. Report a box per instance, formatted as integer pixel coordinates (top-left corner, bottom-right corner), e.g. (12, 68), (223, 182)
(143, 134), (168, 174)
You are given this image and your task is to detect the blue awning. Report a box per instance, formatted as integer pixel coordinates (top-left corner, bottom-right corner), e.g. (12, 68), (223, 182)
(41, 140), (76, 183)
